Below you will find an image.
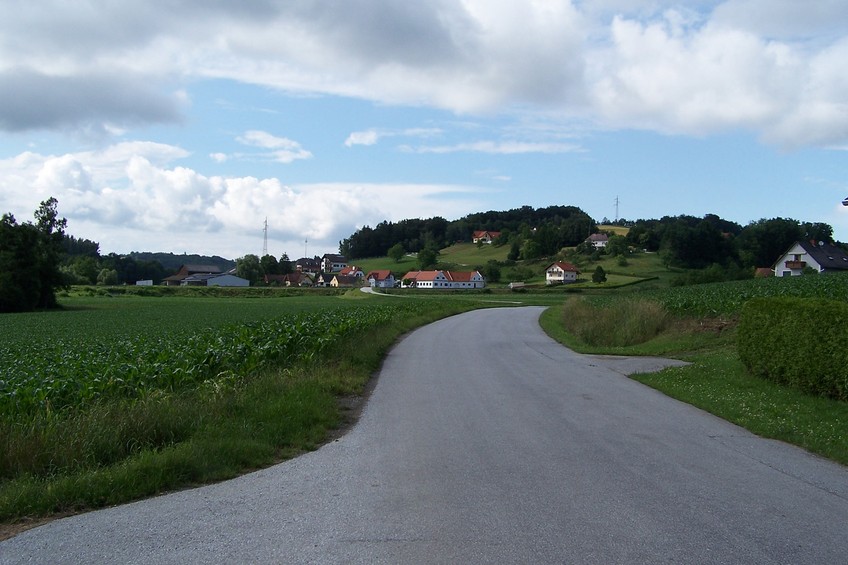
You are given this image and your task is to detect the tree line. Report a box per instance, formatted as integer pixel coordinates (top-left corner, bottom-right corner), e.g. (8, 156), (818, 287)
(621, 215), (836, 270)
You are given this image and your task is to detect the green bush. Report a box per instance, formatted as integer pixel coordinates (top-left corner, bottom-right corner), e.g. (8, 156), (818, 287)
(738, 297), (848, 401)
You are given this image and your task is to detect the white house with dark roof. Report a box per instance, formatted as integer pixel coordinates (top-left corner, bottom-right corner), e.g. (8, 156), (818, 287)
(773, 240), (848, 276)
(586, 233), (609, 248)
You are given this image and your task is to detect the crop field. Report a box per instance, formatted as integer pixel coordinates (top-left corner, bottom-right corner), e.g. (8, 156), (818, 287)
(571, 272), (848, 317)
(646, 272), (848, 316)
(0, 294), (429, 418)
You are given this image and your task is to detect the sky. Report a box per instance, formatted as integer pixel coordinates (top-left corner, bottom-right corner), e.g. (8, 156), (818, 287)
(1, 1), (847, 260)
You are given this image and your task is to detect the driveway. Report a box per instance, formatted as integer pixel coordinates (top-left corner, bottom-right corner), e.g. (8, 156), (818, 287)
(2, 307), (846, 564)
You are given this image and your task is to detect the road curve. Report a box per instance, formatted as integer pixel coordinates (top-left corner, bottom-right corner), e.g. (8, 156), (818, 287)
(2, 307), (847, 564)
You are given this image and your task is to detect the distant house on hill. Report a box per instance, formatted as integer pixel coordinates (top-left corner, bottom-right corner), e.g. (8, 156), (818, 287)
(472, 230), (501, 244)
(163, 264), (222, 286)
(773, 240), (848, 276)
(545, 262), (580, 285)
(586, 233), (609, 248)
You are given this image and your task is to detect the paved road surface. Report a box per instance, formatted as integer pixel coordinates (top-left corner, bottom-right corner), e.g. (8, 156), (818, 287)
(2, 307), (847, 564)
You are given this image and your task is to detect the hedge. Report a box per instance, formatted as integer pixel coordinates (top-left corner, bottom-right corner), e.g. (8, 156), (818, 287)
(738, 297), (848, 401)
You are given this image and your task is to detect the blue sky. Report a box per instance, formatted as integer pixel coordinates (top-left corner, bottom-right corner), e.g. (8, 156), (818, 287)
(1, 1), (847, 259)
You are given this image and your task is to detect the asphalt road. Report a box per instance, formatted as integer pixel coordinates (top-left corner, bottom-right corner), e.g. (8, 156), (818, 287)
(2, 306), (847, 564)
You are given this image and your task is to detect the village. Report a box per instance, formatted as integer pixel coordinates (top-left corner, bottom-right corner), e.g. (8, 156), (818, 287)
(156, 226), (848, 290)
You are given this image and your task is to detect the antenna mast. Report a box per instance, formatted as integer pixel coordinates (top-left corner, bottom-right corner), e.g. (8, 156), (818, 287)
(304, 238), (308, 258)
(614, 196), (620, 222)
(262, 217), (268, 256)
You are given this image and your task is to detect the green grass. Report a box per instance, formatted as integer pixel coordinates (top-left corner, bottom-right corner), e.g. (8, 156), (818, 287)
(540, 293), (848, 466)
(349, 255), (418, 274)
(438, 242), (511, 266)
(633, 350), (848, 466)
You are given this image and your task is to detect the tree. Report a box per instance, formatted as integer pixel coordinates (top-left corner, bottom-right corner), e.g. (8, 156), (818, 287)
(236, 254), (262, 284)
(605, 235), (629, 257)
(279, 253), (293, 275)
(417, 247), (439, 270)
(388, 242), (405, 263)
(592, 265), (607, 284)
(96, 268), (119, 286)
(0, 198), (67, 312)
(33, 197), (68, 308)
(260, 254), (279, 277)
(480, 260), (501, 283)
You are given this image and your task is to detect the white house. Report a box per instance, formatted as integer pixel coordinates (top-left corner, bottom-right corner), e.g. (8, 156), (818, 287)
(401, 270), (486, 289)
(545, 262), (580, 285)
(773, 240), (848, 276)
(321, 254), (348, 273)
(472, 230), (502, 244)
(366, 270), (396, 288)
(586, 233), (609, 248)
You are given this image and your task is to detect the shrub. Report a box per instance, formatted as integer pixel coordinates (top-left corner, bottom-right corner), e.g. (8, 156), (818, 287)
(738, 297), (848, 401)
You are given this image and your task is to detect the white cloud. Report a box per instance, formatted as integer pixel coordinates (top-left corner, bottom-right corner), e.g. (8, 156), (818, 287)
(344, 127), (443, 147)
(408, 140), (583, 155)
(0, 143), (486, 258)
(0, 2), (846, 146)
(344, 130), (381, 147)
(234, 130), (312, 163)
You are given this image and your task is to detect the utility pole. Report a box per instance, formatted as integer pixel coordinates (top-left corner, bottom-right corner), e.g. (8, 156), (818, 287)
(262, 217), (268, 257)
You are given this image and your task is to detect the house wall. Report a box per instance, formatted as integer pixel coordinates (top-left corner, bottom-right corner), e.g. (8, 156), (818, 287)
(773, 243), (821, 277)
(546, 267), (577, 284)
(369, 277), (395, 288)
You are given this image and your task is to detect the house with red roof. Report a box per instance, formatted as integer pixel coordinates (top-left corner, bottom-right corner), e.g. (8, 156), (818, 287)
(365, 270), (396, 288)
(545, 262), (580, 285)
(472, 230), (502, 244)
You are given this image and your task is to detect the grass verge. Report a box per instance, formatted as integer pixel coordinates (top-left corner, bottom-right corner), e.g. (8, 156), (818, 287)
(540, 300), (848, 467)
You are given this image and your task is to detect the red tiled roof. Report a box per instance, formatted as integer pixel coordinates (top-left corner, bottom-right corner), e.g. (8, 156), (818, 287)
(366, 270), (393, 280)
(549, 261), (579, 272)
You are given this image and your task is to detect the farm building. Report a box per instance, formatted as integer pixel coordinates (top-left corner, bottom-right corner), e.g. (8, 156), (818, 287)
(163, 264), (223, 286)
(181, 273), (249, 287)
(401, 270), (486, 289)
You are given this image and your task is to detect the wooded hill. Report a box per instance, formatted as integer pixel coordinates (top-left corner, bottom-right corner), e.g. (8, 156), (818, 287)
(341, 205), (842, 273)
(340, 205), (596, 260)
